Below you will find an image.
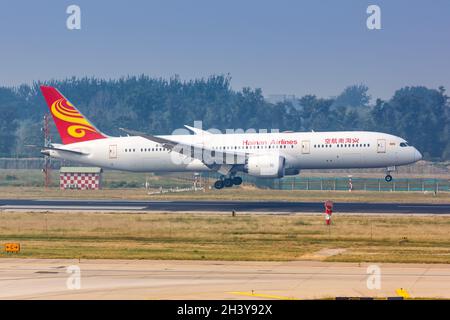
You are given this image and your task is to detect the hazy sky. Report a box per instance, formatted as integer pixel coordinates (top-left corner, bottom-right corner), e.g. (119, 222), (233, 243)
(1, 0), (449, 99)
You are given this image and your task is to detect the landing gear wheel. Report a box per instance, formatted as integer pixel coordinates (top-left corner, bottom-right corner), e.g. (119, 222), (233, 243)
(385, 174), (393, 182)
(232, 176), (243, 186)
(224, 178), (233, 188)
(214, 180), (224, 189)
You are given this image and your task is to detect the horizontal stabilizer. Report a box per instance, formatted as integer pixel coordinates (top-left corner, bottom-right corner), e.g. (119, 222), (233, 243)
(41, 146), (89, 156)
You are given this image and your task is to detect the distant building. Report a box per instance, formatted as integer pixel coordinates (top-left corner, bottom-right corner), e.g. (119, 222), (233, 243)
(60, 167), (103, 190)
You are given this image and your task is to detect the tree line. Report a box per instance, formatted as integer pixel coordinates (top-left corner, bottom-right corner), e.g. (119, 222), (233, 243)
(0, 75), (448, 160)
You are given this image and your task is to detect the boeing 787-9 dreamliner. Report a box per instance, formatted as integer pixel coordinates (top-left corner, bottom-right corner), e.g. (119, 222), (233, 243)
(40, 86), (422, 189)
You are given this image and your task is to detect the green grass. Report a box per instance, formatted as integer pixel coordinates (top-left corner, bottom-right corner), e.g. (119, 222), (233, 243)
(0, 185), (449, 203)
(0, 212), (449, 263)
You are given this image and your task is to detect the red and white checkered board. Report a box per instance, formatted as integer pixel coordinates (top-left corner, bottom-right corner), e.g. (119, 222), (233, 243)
(60, 173), (100, 190)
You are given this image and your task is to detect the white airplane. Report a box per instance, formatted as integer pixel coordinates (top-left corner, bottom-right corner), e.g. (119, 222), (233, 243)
(40, 86), (422, 189)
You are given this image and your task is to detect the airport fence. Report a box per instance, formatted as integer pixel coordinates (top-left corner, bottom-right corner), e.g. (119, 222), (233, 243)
(271, 177), (449, 192)
(0, 158), (448, 192)
(202, 173), (450, 192)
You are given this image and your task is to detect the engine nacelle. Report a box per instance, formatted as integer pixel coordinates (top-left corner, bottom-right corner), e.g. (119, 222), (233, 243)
(284, 168), (300, 176)
(245, 154), (285, 178)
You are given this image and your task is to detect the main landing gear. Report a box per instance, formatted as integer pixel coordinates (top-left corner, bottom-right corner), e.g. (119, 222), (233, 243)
(214, 175), (243, 189)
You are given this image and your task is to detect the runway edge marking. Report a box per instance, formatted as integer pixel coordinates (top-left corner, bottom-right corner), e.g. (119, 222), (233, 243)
(228, 291), (299, 300)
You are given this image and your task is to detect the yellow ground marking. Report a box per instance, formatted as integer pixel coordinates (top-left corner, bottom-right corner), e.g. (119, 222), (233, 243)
(228, 291), (299, 300)
(396, 288), (411, 299)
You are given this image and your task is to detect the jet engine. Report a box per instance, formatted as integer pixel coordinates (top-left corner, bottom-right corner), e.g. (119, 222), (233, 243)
(244, 154), (285, 178)
(284, 168), (300, 176)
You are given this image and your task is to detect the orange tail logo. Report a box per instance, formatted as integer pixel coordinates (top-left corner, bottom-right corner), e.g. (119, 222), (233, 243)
(41, 86), (106, 144)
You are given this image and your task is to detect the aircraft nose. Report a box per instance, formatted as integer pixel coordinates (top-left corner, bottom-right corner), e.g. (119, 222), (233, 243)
(414, 148), (422, 161)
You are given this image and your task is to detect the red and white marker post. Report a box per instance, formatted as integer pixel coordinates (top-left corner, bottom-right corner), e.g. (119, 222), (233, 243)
(324, 200), (333, 225)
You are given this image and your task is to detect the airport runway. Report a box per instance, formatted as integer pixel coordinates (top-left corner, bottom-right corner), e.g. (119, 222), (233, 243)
(0, 199), (450, 214)
(0, 259), (449, 299)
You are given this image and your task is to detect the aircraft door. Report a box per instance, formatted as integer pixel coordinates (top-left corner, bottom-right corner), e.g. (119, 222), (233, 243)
(377, 139), (386, 153)
(301, 140), (310, 154)
(109, 145), (118, 159)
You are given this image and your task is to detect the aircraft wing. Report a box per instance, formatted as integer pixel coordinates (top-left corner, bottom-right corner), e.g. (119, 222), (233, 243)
(119, 128), (246, 174)
(184, 125), (213, 135)
(119, 128), (196, 150)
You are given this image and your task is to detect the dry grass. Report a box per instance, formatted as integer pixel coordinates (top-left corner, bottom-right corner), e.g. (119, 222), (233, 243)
(0, 212), (449, 263)
(0, 186), (449, 203)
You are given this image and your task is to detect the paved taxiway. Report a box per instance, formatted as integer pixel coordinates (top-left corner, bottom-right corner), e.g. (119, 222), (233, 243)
(0, 259), (449, 299)
(1, 199), (449, 214)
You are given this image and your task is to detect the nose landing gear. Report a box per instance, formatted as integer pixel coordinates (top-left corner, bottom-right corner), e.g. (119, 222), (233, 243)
(213, 175), (243, 189)
(384, 166), (396, 182)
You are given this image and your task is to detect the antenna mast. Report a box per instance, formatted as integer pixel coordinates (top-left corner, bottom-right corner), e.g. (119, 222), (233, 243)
(43, 114), (52, 188)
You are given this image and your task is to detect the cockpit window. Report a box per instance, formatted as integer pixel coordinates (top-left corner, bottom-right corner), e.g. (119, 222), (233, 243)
(400, 142), (409, 147)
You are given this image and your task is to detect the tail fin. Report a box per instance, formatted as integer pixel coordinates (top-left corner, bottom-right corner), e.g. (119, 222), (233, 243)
(40, 86), (106, 144)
